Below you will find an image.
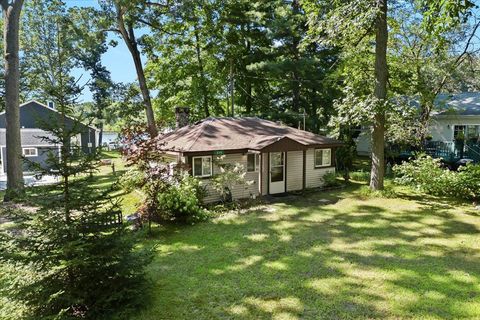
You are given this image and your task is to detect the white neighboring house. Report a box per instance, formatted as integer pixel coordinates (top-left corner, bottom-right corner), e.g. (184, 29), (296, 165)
(356, 92), (480, 156)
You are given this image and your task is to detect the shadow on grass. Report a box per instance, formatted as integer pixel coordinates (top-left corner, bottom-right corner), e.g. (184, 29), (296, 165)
(127, 183), (480, 320)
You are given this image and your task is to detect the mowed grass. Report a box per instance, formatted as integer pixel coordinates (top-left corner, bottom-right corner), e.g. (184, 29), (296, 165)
(93, 150), (144, 215)
(130, 184), (480, 320)
(24, 150), (143, 216)
(2, 154), (480, 319)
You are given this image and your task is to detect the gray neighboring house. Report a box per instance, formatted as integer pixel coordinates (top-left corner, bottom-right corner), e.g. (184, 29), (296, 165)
(0, 100), (98, 173)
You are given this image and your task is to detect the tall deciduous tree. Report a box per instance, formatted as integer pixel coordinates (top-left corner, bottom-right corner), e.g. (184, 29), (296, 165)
(70, 6), (114, 146)
(304, 0), (475, 190)
(303, 0), (388, 190)
(370, 0), (388, 190)
(98, 0), (158, 137)
(1, 0), (24, 200)
(389, 3), (480, 143)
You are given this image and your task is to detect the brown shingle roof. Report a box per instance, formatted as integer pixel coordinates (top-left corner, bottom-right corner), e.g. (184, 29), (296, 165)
(159, 117), (342, 153)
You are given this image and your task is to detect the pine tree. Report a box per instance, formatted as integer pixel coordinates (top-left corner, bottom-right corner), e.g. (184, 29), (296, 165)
(0, 6), (151, 318)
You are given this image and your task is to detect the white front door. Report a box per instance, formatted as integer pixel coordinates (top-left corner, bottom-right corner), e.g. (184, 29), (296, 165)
(269, 152), (285, 194)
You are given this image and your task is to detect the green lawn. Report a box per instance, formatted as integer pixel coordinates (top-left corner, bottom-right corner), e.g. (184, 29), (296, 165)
(93, 150), (144, 216)
(2, 154), (480, 319)
(131, 184), (480, 320)
(24, 150), (143, 216)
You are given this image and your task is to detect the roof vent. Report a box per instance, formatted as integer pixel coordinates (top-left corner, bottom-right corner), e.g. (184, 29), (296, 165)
(47, 101), (55, 109)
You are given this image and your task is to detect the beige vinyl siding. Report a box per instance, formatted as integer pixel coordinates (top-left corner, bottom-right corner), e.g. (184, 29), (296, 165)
(305, 148), (335, 188)
(160, 153), (179, 163)
(286, 151), (303, 191)
(200, 153), (261, 203)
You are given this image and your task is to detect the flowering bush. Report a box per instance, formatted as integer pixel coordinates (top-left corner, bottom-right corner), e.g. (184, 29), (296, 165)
(211, 157), (251, 202)
(158, 174), (208, 223)
(121, 124), (208, 227)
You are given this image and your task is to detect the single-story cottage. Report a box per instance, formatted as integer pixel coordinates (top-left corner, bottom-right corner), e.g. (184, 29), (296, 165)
(357, 92), (480, 156)
(0, 100), (98, 173)
(158, 109), (343, 203)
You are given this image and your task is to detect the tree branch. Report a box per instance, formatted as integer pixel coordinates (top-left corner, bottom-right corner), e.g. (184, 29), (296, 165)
(145, 1), (170, 8)
(100, 28), (122, 34)
(136, 18), (179, 36)
(434, 19), (480, 95)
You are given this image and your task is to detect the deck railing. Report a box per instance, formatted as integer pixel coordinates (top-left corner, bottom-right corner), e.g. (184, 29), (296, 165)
(421, 140), (480, 163)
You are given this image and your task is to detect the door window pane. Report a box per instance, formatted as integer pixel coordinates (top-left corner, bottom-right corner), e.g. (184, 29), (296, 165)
(271, 152), (283, 166)
(271, 167), (283, 182)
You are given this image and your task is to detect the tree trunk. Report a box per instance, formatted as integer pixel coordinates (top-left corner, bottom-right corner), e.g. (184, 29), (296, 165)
(98, 122), (104, 147)
(2, 0), (24, 201)
(115, 4), (157, 137)
(292, 72), (300, 113)
(245, 79), (252, 114)
(291, 17), (301, 114)
(244, 31), (252, 114)
(193, 26), (209, 118)
(369, 0), (388, 191)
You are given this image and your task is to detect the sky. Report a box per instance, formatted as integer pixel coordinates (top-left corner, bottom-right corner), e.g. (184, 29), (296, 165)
(66, 0), (141, 102)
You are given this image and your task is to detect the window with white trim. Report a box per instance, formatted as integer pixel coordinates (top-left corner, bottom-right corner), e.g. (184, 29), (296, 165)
(23, 148), (38, 157)
(192, 156), (212, 177)
(314, 148), (331, 167)
(247, 153), (260, 172)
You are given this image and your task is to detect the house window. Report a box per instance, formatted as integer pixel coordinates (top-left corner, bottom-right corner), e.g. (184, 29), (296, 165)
(453, 125), (466, 140)
(314, 148), (331, 167)
(466, 125), (479, 140)
(23, 148), (38, 157)
(192, 156), (212, 177)
(247, 153), (260, 172)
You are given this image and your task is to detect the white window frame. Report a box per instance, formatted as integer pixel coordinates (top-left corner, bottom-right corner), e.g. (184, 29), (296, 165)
(247, 153), (260, 172)
(22, 147), (38, 157)
(314, 148), (331, 168)
(192, 156), (213, 177)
